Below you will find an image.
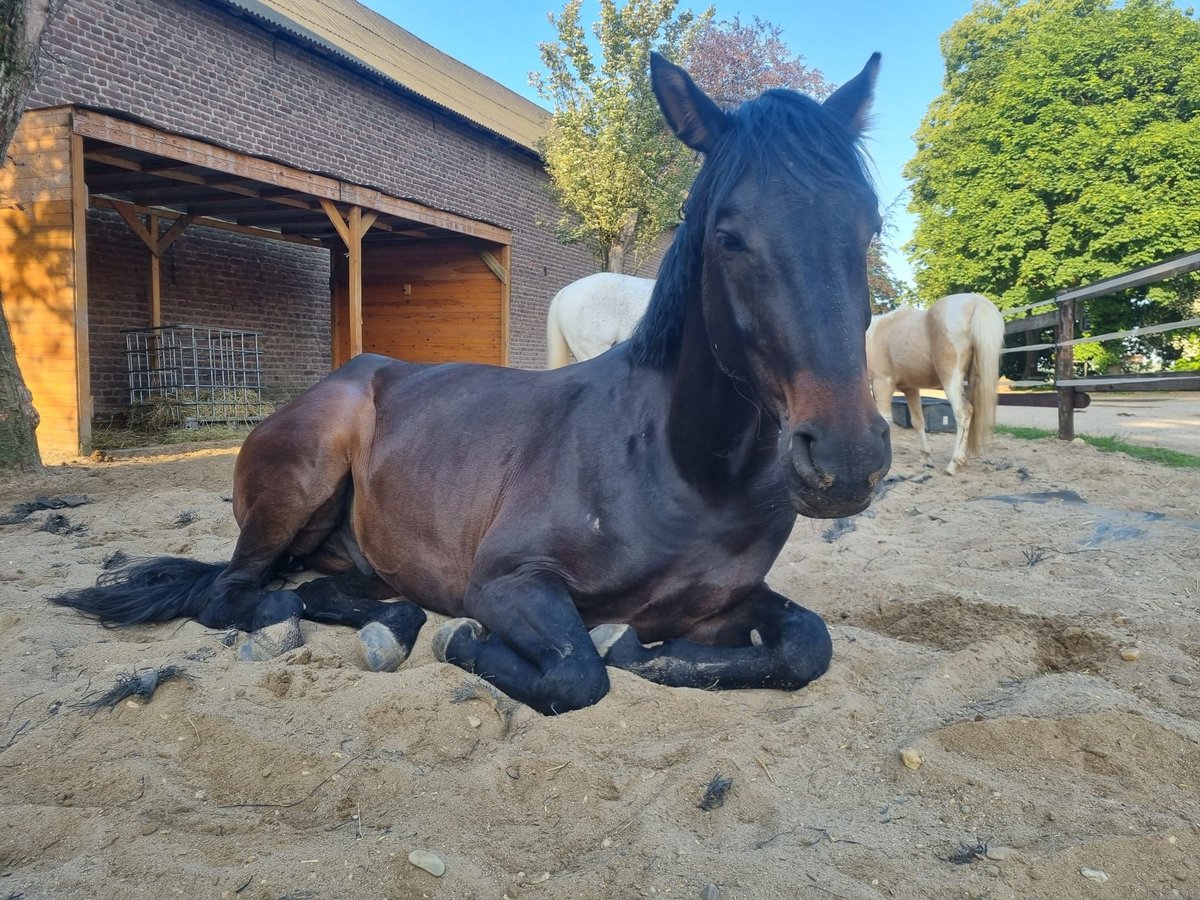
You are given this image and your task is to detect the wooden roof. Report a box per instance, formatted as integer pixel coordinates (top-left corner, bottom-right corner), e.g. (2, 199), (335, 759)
(212, 0), (550, 153)
(74, 108), (512, 247)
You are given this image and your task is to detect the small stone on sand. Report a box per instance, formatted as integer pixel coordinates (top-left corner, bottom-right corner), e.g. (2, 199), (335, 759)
(899, 748), (923, 771)
(408, 849), (445, 877)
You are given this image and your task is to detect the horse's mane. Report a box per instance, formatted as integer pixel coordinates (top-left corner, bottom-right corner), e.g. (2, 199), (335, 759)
(630, 89), (875, 368)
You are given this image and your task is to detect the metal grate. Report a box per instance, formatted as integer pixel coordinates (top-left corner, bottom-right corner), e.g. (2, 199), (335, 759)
(123, 325), (270, 426)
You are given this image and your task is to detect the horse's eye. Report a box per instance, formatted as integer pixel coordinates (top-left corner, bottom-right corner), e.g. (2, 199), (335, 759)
(716, 231), (745, 253)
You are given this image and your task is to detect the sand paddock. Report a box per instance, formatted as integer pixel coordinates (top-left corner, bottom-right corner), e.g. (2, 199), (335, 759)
(0, 427), (1197, 899)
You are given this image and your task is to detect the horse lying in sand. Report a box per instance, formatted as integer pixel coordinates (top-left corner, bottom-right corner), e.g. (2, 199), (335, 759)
(53, 52), (891, 715)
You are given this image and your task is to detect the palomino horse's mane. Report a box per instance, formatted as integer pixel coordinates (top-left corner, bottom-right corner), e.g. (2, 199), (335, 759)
(630, 88), (876, 369)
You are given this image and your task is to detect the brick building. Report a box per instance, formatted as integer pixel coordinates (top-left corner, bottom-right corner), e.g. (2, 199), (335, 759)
(1, 0), (632, 458)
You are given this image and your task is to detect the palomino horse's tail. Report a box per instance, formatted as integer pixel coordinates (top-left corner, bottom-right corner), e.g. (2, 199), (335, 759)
(545, 292), (573, 368)
(967, 298), (1006, 457)
(50, 557), (224, 627)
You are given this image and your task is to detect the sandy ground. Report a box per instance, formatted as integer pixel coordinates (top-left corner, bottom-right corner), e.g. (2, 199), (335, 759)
(0, 428), (1198, 900)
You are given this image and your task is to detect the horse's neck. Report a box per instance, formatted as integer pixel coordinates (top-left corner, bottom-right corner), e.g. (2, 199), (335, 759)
(665, 303), (776, 489)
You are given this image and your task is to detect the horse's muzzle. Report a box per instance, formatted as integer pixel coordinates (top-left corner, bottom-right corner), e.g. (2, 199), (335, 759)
(783, 414), (892, 519)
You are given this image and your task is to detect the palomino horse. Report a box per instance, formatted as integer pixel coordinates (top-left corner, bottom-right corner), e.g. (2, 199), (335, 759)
(545, 272), (654, 367)
(53, 53), (891, 715)
(866, 292), (1004, 475)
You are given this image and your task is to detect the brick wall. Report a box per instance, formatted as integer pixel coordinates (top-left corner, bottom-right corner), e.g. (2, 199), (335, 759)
(30, 0), (601, 391)
(86, 207), (330, 418)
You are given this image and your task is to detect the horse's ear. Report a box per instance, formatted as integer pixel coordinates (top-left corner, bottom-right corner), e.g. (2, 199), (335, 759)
(650, 51), (727, 154)
(823, 53), (881, 136)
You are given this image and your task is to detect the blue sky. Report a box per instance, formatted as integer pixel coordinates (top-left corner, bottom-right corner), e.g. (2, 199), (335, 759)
(360, 0), (977, 288)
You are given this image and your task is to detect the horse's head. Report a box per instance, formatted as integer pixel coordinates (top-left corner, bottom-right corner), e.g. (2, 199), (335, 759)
(649, 52), (891, 518)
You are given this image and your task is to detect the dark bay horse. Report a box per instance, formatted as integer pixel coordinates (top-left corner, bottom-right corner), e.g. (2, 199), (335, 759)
(53, 53), (891, 715)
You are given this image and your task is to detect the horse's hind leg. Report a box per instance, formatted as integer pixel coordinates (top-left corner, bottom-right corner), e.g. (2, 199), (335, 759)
(902, 389), (933, 465)
(432, 569), (609, 715)
(589, 584), (832, 691)
(294, 573), (426, 672)
(941, 363), (973, 475)
(201, 374), (375, 657)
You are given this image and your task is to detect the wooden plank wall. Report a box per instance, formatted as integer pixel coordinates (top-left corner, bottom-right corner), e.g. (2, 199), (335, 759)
(334, 237), (503, 366)
(0, 108), (84, 459)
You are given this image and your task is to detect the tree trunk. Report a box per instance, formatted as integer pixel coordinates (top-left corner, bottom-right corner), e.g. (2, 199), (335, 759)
(0, 0), (66, 471)
(605, 208), (640, 274)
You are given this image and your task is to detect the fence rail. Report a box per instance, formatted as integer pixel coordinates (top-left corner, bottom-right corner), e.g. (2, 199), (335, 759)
(1000, 249), (1200, 438)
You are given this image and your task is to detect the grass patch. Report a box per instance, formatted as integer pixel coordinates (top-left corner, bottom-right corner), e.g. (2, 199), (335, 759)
(995, 424), (1200, 469)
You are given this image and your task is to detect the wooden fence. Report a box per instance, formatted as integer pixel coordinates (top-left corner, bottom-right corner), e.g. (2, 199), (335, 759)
(1000, 249), (1200, 439)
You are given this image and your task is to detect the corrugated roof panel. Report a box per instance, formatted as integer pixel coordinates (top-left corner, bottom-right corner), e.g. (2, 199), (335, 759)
(218, 0), (549, 152)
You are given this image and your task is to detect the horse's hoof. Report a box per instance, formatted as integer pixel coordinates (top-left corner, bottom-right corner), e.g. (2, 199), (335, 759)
(357, 621), (410, 672)
(588, 623), (631, 659)
(237, 616), (303, 662)
(431, 617), (486, 663)
(358, 602), (426, 672)
(589, 623), (644, 665)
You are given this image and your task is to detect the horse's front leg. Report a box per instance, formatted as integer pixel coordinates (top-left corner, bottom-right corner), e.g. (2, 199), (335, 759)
(589, 585), (832, 691)
(432, 568), (610, 716)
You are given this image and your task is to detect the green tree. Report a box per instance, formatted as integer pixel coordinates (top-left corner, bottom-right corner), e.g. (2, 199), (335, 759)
(532, 0), (709, 272)
(0, 0), (65, 471)
(905, 0), (1200, 364)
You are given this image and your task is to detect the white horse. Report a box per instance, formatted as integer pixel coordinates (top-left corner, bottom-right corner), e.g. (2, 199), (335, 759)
(545, 273), (655, 367)
(866, 292), (1005, 475)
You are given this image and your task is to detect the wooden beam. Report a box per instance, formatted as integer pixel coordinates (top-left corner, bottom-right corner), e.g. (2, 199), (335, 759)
(111, 199), (157, 253)
(357, 209), (380, 238)
(157, 214), (194, 254)
(499, 244), (512, 366)
(75, 110), (512, 245)
(149, 213), (161, 327)
(479, 249), (508, 284)
(1056, 297), (1076, 440)
(70, 131), (92, 452)
(320, 198), (351, 246)
(1004, 310), (1057, 335)
(91, 196), (325, 247)
(86, 148), (316, 210)
(1056, 249), (1200, 304)
(998, 392), (1090, 409)
(348, 205), (363, 358)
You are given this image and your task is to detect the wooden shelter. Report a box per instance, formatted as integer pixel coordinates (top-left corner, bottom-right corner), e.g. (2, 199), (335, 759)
(2, 106), (513, 457)
(3, 0), (600, 460)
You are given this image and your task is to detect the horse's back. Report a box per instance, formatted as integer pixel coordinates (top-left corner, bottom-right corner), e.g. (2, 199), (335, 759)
(549, 273), (655, 363)
(867, 306), (936, 387)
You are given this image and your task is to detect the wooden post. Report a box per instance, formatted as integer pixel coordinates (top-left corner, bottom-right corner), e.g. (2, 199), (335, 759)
(70, 132), (92, 452)
(321, 201), (378, 360)
(348, 205), (363, 358)
(149, 214), (161, 327)
(499, 245), (512, 366)
(1055, 296), (1076, 440)
(111, 201), (192, 328)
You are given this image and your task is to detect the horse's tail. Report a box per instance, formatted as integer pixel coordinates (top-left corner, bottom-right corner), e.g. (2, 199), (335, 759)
(545, 292), (572, 369)
(50, 557), (225, 627)
(967, 297), (1005, 456)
